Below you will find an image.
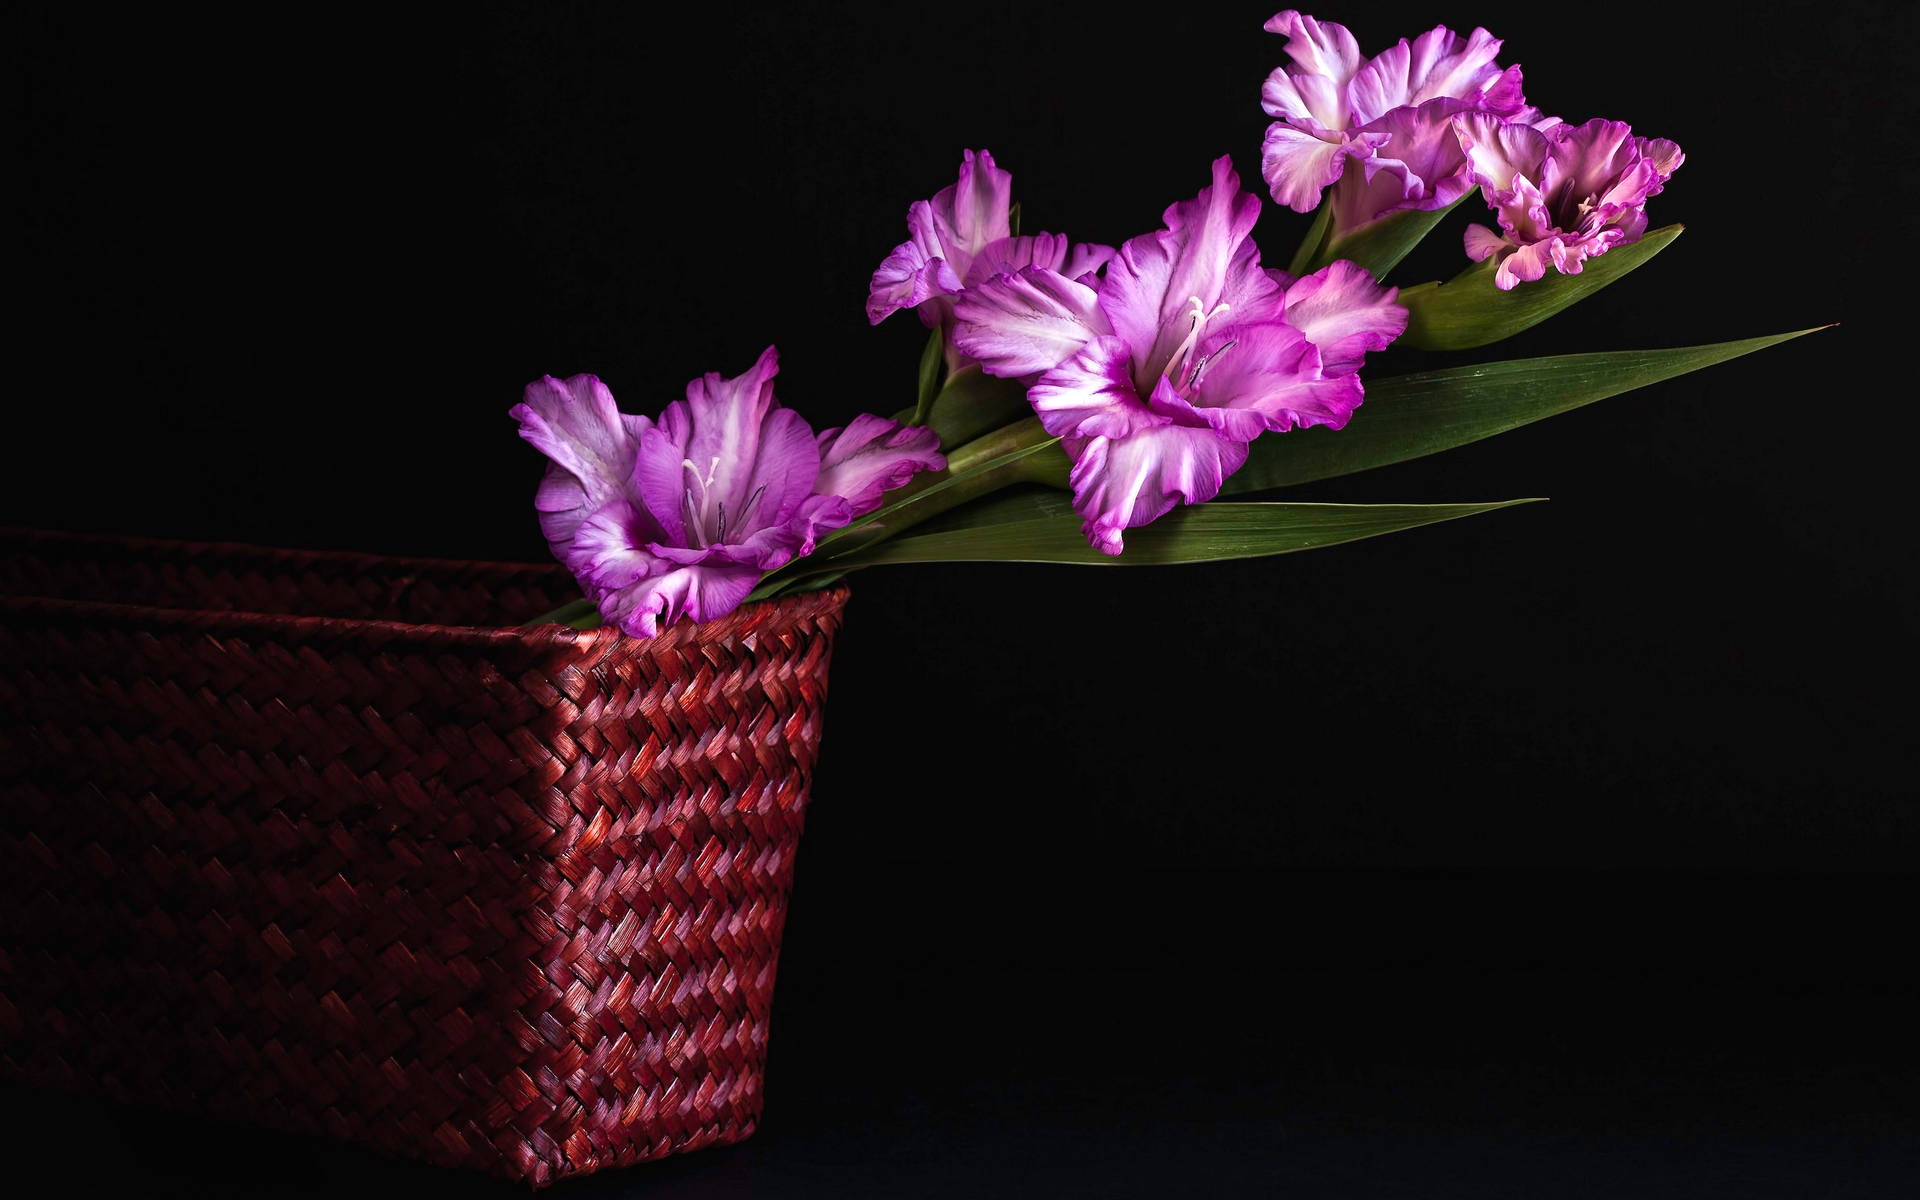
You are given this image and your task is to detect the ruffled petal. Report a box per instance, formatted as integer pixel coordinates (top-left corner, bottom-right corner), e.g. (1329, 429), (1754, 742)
(681, 345), (779, 497)
(866, 200), (963, 324)
(791, 491), (856, 545)
(1261, 122), (1363, 213)
(1374, 96), (1482, 201)
(1539, 119), (1639, 203)
(567, 500), (773, 640)
(1455, 111), (1549, 195)
(1403, 25), (1512, 106)
(1262, 11), (1365, 120)
(951, 267), (1110, 378)
(1262, 69), (1351, 132)
(571, 498), (663, 595)
(1463, 222), (1511, 263)
(1348, 25), (1516, 125)
(1179, 321), (1364, 440)
(813, 414), (946, 518)
(961, 234), (1116, 290)
(512, 376), (641, 515)
(938, 148), (1014, 271)
(1639, 138), (1685, 193)
(511, 374), (656, 561)
(1493, 240), (1553, 291)
(603, 561), (765, 638)
(1067, 425), (1249, 556)
(1101, 156), (1278, 381)
(1331, 97), (1481, 232)
(1280, 260), (1407, 375)
(682, 346), (823, 532)
(631, 416), (694, 547)
(1027, 335), (1162, 440)
(963, 232), (1069, 287)
(740, 406), (823, 530)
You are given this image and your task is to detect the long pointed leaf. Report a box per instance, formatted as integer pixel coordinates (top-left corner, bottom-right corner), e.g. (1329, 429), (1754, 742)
(1397, 225), (1682, 350)
(1221, 327), (1827, 495)
(906, 485), (1078, 535)
(822, 500), (1539, 568)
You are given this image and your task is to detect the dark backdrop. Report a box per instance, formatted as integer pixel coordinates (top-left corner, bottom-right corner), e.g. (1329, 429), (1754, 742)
(10, 2), (1918, 1195)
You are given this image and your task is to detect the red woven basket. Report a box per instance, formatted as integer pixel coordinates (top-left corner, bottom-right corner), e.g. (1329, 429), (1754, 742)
(0, 529), (850, 1186)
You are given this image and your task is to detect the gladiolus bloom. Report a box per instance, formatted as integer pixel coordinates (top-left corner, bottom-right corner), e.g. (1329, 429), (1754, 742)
(1455, 114), (1684, 290)
(953, 157), (1404, 554)
(867, 149), (1112, 369)
(513, 348), (944, 635)
(1260, 11), (1529, 238)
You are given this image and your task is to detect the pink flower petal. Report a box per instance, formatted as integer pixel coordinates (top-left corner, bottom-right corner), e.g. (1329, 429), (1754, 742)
(952, 267), (1110, 378)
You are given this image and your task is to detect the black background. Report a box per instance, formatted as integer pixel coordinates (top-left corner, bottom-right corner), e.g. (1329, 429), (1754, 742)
(10, 2), (1919, 1195)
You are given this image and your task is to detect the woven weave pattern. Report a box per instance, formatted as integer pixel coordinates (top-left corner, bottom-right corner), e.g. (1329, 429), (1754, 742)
(0, 530), (849, 1185)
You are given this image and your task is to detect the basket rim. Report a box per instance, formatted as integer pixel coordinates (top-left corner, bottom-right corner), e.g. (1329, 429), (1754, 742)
(0, 526), (850, 649)
(1, 525), (566, 583)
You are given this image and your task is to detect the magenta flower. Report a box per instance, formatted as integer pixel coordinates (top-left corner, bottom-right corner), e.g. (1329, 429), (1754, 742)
(867, 149), (1113, 362)
(512, 348), (944, 636)
(952, 157), (1405, 554)
(1455, 115), (1684, 290)
(1260, 11), (1528, 238)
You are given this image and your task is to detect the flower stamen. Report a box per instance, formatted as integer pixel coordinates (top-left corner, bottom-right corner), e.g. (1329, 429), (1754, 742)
(1167, 295), (1233, 391)
(735, 484), (767, 534)
(1187, 339), (1236, 393)
(681, 456), (726, 545)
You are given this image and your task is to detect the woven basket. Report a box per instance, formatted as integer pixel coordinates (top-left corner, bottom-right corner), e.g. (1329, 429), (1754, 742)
(0, 529), (850, 1186)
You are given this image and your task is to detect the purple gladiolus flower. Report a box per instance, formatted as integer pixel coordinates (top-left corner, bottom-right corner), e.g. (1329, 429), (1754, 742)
(512, 347), (944, 636)
(867, 149), (1113, 365)
(1455, 115), (1684, 290)
(1260, 11), (1529, 238)
(952, 157), (1405, 555)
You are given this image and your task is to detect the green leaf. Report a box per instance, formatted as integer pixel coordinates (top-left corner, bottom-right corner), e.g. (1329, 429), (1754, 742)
(745, 569), (848, 603)
(1307, 193), (1470, 280)
(904, 485), (1078, 536)
(1397, 225), (1683, 350)
(1008, 201), (1022, 237)
(911, 325), (944, 426)
(1221, 327), (1828, 495)
(821, 500), (1539, 569)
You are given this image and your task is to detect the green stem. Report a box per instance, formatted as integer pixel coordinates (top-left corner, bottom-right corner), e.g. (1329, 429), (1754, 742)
(1287, 201), (1335, 276)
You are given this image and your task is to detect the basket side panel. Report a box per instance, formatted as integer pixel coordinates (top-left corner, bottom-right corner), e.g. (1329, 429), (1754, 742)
(499, 594), (846, 1183)
(0, 610), (572, 1175)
